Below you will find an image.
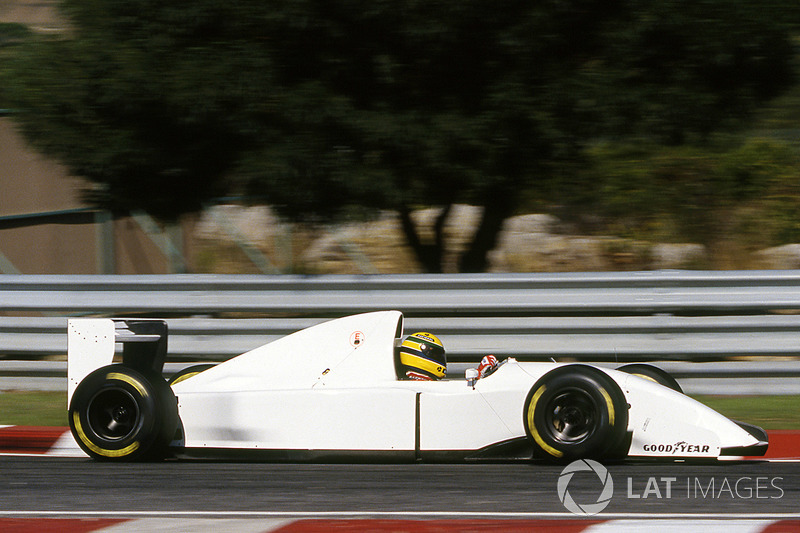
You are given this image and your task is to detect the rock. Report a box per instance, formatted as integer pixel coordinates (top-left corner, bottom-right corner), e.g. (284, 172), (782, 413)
(489, 232), (609, 272)
(194, 204), (714, 273)
(501, 214), (560, 235)
(301, 213), (419, 274)
(195, 205), (281, 243)
(755, 244), (800, 269)
(650, 243), (707, 269)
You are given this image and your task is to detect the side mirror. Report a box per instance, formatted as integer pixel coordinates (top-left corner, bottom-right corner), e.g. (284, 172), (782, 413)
(465, 368), (478, 388)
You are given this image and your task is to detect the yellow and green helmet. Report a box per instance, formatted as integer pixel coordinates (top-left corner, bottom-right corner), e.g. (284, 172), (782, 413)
(399, 331), (446, 380)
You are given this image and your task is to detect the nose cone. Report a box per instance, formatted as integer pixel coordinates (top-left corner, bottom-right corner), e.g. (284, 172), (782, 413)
(720, 420), (769, 457)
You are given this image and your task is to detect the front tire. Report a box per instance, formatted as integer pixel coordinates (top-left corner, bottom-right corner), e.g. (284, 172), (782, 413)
(523, 365), (629, 462)
(69, 365), (178, 461)
(617, 363), (683, 393)
(168, 363), (216, 386)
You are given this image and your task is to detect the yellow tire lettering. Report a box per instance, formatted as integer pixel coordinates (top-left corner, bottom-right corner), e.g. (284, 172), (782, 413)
(599, 386), (615, 426)
(72, 411), (140, 458)
(526, 385), (564, 459)
(107, 372), (148, 397)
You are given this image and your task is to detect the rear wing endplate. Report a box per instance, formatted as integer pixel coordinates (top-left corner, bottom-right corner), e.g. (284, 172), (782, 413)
(67, 319), (168, 406)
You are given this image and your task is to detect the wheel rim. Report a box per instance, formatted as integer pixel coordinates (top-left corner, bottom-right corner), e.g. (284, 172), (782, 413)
(86, 388), (140, 441)
(544, 387), (597, 443)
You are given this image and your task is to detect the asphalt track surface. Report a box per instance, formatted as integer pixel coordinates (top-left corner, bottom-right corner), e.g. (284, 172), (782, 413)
(0, 457), (798, 519)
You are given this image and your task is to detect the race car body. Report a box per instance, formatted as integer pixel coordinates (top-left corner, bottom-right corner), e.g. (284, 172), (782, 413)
(66, 311), (767, 462)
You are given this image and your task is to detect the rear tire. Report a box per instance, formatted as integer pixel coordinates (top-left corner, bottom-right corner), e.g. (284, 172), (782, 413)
(69, 364), (178, 461)
(617, 363), (682, 393)
(523, 365), (629, 462)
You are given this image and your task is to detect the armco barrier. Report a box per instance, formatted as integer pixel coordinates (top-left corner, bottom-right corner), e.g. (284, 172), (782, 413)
(3, 270), (800, 315)
(6, 314), (800, 361)
(2, 271), (800, 373)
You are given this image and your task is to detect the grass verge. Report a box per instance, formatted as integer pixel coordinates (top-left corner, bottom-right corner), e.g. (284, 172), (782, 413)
(691, 395), (800, 430)
(1, 391), (798, 429)
(0, 391), (67, 427)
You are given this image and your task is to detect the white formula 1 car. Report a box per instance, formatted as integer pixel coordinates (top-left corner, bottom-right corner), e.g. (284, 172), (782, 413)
(66, 311), (767, 462)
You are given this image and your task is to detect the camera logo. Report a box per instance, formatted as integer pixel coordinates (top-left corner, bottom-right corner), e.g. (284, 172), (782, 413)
(557, 459), (614, 515)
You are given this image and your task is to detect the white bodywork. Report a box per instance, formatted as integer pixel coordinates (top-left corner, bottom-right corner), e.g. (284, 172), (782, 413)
(68, 311), (765, 460)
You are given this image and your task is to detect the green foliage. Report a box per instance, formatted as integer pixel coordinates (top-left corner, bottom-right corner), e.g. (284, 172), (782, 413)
(760, 151), (800, 245)
(576, 144), (718, 242)
(0, 23), (31, 47)
(595, 1), (794, 143)
(1, 1), (796, 270)
(718, 139), (796, 200)
(0, 23), (31, 110)
(570, 138), (800, 250)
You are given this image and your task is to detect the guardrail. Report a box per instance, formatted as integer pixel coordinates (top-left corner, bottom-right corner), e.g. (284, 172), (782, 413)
(3, 314), (800, 362)
(2, 270), (800, 361)
(2, 271), (800, 393)
(3, 270), (800, 315)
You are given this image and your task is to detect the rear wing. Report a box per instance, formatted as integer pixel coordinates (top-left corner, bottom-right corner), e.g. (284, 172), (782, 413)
(67, 319), (168, 406)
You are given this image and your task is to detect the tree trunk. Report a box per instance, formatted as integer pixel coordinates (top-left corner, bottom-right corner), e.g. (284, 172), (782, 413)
(398, 204), (451, 273)
(458, 197), (513, 273)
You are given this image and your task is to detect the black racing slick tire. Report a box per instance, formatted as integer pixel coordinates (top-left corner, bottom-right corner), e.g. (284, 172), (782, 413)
(69, 364), (178, 461)
(168, 364), (216, 386)
(523, 365), (629, 462)
(617, 363), (683, 394)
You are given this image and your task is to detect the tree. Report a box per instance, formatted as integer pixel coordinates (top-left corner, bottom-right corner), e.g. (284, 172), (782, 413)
(3, 1), (794, 271)
(2, 1), (271, 218)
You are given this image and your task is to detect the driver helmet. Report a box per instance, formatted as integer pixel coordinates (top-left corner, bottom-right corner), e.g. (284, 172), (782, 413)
(399, 332), (446, 380)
